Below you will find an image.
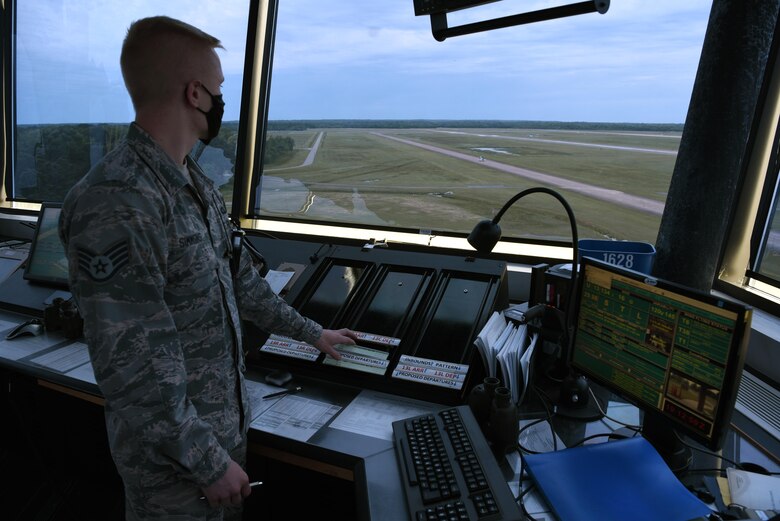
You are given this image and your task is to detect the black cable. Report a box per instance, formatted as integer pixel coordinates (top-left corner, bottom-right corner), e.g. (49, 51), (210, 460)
(672, 431), (741, 470)
(516, 457), (539, 521)
(588, 386), (641, 432)
(241, 234), (268, 266)
(533, 382), (558, 452)
(518, 488), (539, 521)
(570, 431), (629, 448)
(685, 468), (730, 475)
(252, 229), (280, 240)
(229, 222), (270, 277)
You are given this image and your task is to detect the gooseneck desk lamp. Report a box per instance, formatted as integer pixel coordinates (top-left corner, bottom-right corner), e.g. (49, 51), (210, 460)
(467, 187), (604, 420)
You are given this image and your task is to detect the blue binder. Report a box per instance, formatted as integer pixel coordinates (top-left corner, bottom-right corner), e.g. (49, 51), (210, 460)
(523, 436), (712, 521)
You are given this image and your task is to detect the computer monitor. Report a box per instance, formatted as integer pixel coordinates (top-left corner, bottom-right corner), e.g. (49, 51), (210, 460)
(23, 202), (69, 289)
(569, 257), (752, 469)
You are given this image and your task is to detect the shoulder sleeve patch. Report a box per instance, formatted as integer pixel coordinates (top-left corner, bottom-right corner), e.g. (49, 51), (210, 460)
(76, 241), (130, 282)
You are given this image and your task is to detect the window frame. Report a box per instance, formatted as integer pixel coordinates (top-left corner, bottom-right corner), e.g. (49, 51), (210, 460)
(716, 8), (780, 317)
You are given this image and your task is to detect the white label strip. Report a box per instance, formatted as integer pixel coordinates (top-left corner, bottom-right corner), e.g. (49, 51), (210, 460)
(260, 344), (319, 361)
(335, 343), (390, 360)
(355, 331), (401, 347)
(394, 363), (466, 382)
(392, 369), (464, 390)
(398, 355), (469, 374)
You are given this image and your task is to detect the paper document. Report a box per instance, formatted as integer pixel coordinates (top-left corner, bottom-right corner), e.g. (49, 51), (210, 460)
(516, 418), (565, 454)
(0, 330), (65, 361)
(29, 341), (90, 373)
(473, 311), (508, 377)
(329, 389), (439, 440)
(251, 394), (341, 442)
(264, 269), (295, 294)
(518, 333), (538, 403)
(496, 323), (526, 403)
(245, 378), (289, 419)
(474, 309), (542, 404)
(65, 360), (97, 384)
(727, 467), (780, 511)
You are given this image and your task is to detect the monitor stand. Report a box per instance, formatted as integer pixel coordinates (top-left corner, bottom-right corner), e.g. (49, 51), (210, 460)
(553, 373), (608, 421)
(537, 357), (606, 422)
(529, 310), (606, 421)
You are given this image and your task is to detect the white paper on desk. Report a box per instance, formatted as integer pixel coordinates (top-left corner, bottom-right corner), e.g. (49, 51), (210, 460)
(251, 394), (341, 442)
(515, 418), (566, 455)
(0, 331), (65, 361)
(65, 359), (97, 384)
(328, 389), (440, 441)
(29, 341), (90, 373)
(244, 378), (287, 420)
(727, 467), (780, 510)
(264, 269), (295, 295)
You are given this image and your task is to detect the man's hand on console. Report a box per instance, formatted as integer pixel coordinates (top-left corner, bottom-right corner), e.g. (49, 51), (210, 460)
(314, 328), (359, 360)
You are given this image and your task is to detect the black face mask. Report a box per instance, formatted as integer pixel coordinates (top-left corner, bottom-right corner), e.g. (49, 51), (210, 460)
(196, 84), (225, 145)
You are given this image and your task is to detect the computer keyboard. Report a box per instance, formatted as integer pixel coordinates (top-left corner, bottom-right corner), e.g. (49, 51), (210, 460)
(392, 405), (523, 521)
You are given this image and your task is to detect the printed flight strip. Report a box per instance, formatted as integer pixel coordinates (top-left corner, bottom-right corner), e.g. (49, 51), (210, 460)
(354, 331), (401, 347)
(259, 333), (470, 389)
(391, 354), (469, 390)
(323, 343), (390, 375)
(259, 335), (320, 361)
(260, 334), (396, 372)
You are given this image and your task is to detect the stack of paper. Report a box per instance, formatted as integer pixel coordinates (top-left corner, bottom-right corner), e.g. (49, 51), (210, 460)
(497, 329), (538, 405)
(473, 311), (509, 378)
(474, 310), (539, 404)
(727, 467), (780, 512)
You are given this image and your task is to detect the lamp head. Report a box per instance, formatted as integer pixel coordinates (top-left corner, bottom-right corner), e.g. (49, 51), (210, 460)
(468, 219), (502, 252)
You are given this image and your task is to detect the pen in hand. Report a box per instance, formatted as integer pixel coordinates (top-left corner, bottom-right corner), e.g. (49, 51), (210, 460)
(200, 481), (262, 500)
(262, 386), (302, 400)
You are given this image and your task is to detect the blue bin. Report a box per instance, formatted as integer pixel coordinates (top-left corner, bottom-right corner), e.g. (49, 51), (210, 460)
(578, 239), (656, 275)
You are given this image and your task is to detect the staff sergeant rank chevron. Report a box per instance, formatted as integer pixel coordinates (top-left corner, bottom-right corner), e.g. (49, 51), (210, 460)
(77, 241), (130, 282)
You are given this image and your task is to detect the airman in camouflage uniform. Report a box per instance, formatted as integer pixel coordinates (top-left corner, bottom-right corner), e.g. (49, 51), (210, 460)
(58, 16), (355, 521)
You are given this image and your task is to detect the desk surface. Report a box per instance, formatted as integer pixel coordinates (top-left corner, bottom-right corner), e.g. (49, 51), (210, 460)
(1, 308), (778, 521)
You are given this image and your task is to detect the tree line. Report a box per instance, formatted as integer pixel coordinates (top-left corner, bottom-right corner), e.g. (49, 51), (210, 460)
(266, 119), (684, 132)
(13, 119), (681, 203)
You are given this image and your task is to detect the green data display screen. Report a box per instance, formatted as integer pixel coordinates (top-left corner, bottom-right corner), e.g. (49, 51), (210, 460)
(570, 258), (751, 449)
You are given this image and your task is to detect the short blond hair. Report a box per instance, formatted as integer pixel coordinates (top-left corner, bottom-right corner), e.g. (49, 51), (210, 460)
(120, 16), (223, 110)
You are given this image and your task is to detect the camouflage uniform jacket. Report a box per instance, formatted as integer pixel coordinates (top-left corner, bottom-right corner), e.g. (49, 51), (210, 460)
(58, 123), (322, 488)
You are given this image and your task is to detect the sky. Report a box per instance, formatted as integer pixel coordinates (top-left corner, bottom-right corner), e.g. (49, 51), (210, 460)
(15, 0), (713, 125)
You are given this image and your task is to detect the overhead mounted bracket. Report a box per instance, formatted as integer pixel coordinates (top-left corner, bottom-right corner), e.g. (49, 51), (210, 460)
(422, 0), (610, 42)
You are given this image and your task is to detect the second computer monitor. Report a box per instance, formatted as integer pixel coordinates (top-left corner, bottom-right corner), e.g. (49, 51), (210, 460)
(569, 257), (751, 456)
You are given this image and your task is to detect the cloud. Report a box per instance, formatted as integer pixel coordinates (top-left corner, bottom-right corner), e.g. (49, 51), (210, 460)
(267, 0), (711, 122)
(15, 0), (251, 123)
(15, 0), (713, 124)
